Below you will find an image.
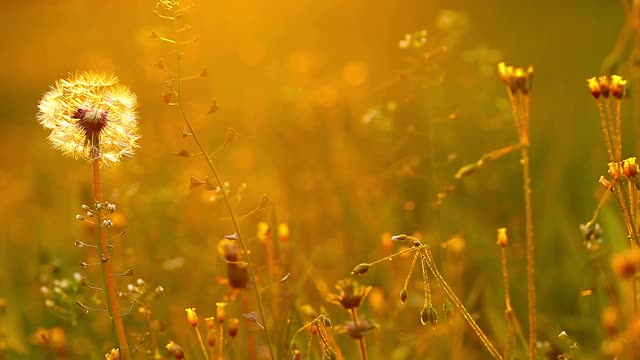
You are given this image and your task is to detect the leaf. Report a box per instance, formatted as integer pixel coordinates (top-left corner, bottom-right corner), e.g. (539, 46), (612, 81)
(189, 176), (205, 190)
(242, 311), (265, 329)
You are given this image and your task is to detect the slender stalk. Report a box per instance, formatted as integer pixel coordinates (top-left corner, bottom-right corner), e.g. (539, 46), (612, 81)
(519, 144), (537, 360)
(195, 327), (210, 360)
(92, 150), (130, 360)
(349, 308), (367, 360)
(500, 246), (528, 356)
(170, 13), (276, 360)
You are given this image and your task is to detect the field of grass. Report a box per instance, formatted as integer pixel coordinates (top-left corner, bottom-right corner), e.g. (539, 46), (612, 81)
(1, 1), (639, 359)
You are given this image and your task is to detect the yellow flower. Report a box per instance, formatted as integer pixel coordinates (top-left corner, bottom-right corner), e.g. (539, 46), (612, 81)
(37, 72), (139, 165)
(185, 307), (199, 327)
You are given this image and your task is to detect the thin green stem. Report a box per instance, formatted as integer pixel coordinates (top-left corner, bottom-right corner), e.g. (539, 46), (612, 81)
(170, 15), (275, 359)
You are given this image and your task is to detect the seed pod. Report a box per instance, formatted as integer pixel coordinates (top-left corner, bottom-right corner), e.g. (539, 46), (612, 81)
(400, 288), (408, 303)
(351, 263), (370, 275)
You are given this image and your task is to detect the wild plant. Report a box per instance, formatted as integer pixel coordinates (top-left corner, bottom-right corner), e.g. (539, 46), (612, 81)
(150, 0), (275, 358)
(37, 72), (140, 359)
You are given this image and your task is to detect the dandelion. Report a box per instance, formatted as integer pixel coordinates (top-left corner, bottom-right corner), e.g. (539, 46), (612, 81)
(37, 72), (139, 165)
(37, 72), (139, 359)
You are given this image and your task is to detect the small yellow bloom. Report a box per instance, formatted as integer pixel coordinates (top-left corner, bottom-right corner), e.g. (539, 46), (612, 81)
(37, 72), (139, 165)
(216, 302), (227, 324)
(587, 77), (601, 99)
(185, 307), (198, 327)
(610, 75), (627, 99)
(496, 228), (508, 247)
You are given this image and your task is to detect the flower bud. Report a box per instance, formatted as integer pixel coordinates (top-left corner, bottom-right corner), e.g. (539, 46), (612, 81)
(228, 317), (239, 338)
(185, 307), (198, 327)
(496, 228), (508, 247)
(216, 302), (227, 324)
(400, 288), (408, 303)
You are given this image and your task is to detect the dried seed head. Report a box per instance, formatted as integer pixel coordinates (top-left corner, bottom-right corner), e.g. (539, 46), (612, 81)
(37, 72), (139, 165)
(496, 228), (508, 247)
(185, 307), (198, 327)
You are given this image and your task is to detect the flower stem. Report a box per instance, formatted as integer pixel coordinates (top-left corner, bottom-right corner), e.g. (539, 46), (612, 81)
(349, 308), (367, 360)
(195, 327), (209, 360)
(92, 153), (130, 360)
(519, 144), (537, 360)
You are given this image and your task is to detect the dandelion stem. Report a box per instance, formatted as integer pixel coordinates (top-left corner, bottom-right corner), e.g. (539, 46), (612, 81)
(170, 15), (275, 359)
(92, 149), (130, 360)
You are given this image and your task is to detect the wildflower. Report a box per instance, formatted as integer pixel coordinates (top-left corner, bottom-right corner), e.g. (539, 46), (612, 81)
(327, 279), (372, 310)
(610, 75), (627, 99)
(587, 77), (601, 99)
(623, 157), (638, 178)
(185, 307), (199, 327)
(496, 228), (508, 247)
(216, 302), (227, 324)
(37, 72), (139, 165)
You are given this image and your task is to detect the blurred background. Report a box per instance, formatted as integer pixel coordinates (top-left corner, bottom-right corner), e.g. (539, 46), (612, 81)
(0, 0), (635, 359)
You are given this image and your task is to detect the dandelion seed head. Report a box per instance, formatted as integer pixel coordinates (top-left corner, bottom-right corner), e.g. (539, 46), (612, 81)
(37, 72), (139, 165)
